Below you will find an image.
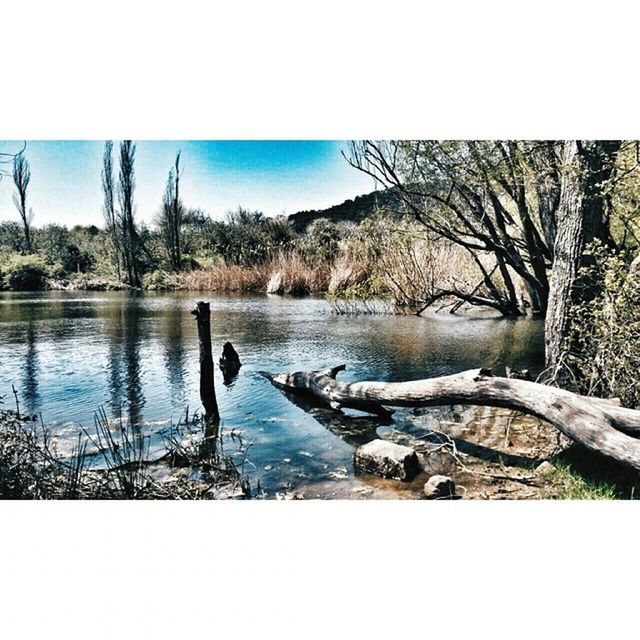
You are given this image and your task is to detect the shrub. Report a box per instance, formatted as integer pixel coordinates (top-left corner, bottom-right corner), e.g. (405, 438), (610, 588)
(142, 269), (178, 291)
(4, 254), (49, 291)
(565, 241), (640, 407)
(61, 244), (94, 274)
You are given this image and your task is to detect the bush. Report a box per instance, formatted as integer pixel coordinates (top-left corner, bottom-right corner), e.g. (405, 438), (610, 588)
(4, 254), (49, 291)
(565, 241), (640, 407)
(61, 244), (94, 274)
(142, 269), (178, 291)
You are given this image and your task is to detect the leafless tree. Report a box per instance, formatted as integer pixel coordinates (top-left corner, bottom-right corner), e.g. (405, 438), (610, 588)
(346, 141), (566, 317)
(102, 141), (121, 280)
(157, 151), (184, 271)
(117, 140), (140, 288)
(345, 140), (621, 371)
(12, 151), (34, 253)
(0, 141), (26, 180)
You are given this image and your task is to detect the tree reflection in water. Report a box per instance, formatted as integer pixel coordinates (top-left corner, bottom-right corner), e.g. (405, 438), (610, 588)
(105, 294), (146, 428)
(21, 304), (40, 412)
(162, 302), (186, 405)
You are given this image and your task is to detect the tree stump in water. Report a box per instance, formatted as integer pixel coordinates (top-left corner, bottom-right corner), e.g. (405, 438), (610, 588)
(191, 301), (220, 424)
(219, 342), (242, 385)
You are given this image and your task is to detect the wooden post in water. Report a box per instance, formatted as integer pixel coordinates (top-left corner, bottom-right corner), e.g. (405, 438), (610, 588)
(191, 301), (220, 425)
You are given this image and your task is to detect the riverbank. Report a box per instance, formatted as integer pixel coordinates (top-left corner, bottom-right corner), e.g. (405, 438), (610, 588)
(0, 407), (249, 499)
(1, 402), (632, 500)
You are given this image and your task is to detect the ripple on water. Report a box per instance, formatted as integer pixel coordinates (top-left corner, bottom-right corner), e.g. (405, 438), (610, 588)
(0, 290), (545, 494)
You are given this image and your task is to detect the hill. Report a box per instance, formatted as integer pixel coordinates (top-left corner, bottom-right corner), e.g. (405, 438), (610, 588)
(287, 188), (404, 233)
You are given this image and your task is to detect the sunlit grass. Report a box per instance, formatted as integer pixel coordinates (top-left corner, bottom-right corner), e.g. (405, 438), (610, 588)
(544, 460), (622, 500)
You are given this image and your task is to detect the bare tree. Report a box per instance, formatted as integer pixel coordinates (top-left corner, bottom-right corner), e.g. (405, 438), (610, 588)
(102, 141), (121, 280)
(157, 151), (184, 271)
(0, 141), (26, 181)
(346, 141), (566, 317)
(117, 140), (140, 288)
(12, 151), (34, 253)
(346, 140), (622, 372)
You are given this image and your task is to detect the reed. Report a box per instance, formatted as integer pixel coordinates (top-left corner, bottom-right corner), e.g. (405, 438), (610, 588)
(176, 251), (330, 295)
(0, 405), (250, 500)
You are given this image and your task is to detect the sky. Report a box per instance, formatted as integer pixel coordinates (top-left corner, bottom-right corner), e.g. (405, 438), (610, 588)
(0, 141), (376, 228)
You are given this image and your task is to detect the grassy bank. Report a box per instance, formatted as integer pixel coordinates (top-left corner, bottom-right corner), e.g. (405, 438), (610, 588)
(1, 213), (524, 315)
(0, 407), (250, 500)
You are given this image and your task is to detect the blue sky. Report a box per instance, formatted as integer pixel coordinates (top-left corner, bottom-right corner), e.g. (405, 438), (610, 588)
(0, 141), (376, 227)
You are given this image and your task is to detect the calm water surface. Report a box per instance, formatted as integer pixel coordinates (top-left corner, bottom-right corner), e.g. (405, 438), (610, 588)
(0, 291), (544, 495)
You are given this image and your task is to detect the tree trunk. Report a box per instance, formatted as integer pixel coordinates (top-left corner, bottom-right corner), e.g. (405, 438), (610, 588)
(191, 301), (220, 424)
(544, 140), (620, 374)
(268, 365), (640, 474)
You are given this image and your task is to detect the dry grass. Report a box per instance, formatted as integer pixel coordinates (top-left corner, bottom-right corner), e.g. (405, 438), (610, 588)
(328, 256), (370, 294)
(176, 252), (330, 295)
(266, 252), (330, 295)
(177, 264), (269, 292)
(0, 406), (250, 500)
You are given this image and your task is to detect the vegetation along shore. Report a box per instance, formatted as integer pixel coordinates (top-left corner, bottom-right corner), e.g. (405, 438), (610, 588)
(4, 139), (640, 499)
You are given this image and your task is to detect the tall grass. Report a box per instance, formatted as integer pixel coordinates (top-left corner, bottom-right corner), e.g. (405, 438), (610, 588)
(176, 251), (330, 295)
(177, 263), (268, 291)
(0, 406), (250, 500)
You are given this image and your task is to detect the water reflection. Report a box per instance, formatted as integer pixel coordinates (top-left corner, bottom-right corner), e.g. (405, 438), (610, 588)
(21, 304), (40, 411)
(162, 302), (186, 404)
(104, 295), (146, 426)
(278, 387), (384, 447)
(0, 291), (546, 493)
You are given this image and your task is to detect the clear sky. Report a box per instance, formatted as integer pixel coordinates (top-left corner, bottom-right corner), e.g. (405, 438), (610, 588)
(0, 141), (376, 228)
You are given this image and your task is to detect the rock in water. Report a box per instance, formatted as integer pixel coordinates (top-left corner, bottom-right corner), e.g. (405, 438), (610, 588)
(219, 342), (242, 386)
(423, 475), (456, 499)
(354, 439), (422, 481)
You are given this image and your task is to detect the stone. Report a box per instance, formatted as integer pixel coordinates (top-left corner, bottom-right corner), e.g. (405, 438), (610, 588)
(266, 271), (284, 294)
(423, 475), (456, 499)
(353, 439), (422, 481)
(535, 461), (556, 477)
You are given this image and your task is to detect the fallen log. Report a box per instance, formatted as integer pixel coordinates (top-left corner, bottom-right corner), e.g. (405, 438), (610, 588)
(268, 366), (640, 474)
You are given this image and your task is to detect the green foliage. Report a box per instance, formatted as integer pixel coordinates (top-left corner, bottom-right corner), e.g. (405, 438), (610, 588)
(33, 224), (70, 262)
(565, 240), (640, 407)
(142, 269), (177, 291)
(0, 221), (28, 254)
(201, 208), (297, 267)
(299, 218), (343, 261)
(327, 276), (389, 301)
(3, 254), (49, 291)
(545, 460), (620, 500)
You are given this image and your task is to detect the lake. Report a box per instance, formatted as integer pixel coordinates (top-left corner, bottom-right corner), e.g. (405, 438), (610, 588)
(0, 291), (545, 497)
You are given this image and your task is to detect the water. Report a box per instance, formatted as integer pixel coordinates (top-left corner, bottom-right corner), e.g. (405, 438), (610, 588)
(0, 291), (544, 496)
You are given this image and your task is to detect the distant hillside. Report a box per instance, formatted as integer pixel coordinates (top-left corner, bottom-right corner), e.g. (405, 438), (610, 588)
(288, 188), (405, 233)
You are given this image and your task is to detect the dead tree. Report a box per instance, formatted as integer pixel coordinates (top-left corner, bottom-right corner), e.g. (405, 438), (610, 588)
(191, 301), (220, 424)
(268, 365), (640, 474)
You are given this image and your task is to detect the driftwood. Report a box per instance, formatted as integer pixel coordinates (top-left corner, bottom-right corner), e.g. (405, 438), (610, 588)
(269, 365), (640, 474)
